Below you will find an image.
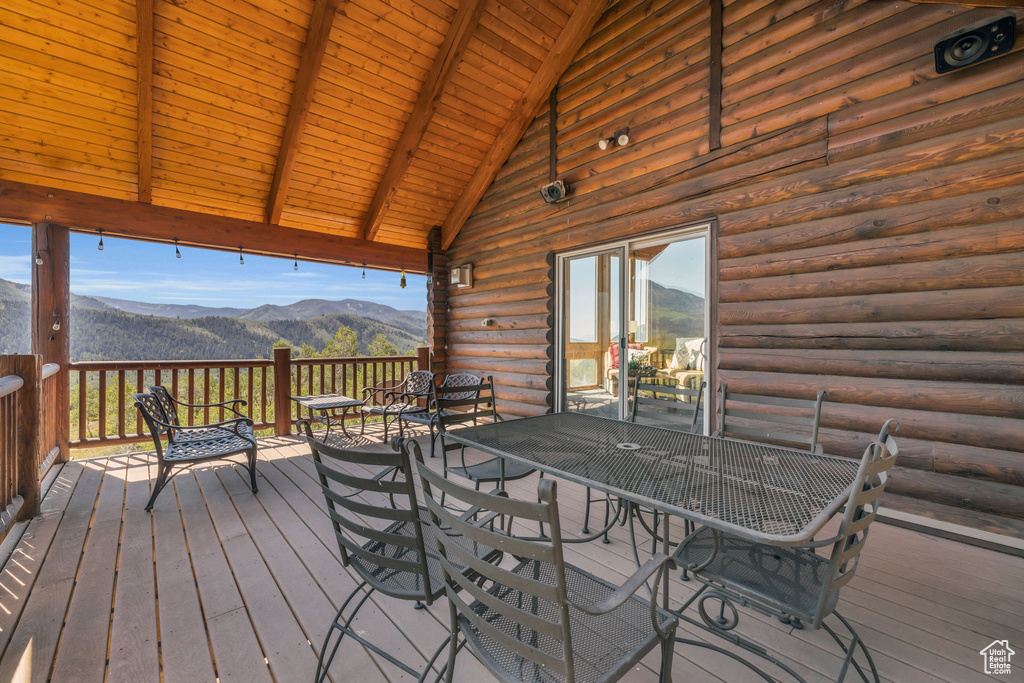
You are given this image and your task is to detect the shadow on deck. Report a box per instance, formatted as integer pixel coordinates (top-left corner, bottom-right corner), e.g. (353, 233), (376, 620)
(0, 424), (1020, 682)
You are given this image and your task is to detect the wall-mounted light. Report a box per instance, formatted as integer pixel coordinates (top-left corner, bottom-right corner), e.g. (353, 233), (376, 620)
(400, 269), (407, 289)
(97, 229), (104, 251)
(52, 314), (61, 331)
(35, 251), (44, 266)
(174, 238), (182, 259)
(597, 128), (630, 151)
(450, 263), (473, 288)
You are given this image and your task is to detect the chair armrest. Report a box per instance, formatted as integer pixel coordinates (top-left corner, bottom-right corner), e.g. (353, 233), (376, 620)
(570, 553), (675, 616)
(171, 417), (254, 439)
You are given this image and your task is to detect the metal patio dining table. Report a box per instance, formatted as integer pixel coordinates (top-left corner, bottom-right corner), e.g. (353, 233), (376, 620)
(444, 411), (866, 680)
(445, 411), (861, 547)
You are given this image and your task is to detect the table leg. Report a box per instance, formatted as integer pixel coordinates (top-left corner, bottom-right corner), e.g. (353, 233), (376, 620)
(662, 515), (670, 611)
(339, 407), (351, 438)
(320, 408), (331, 439)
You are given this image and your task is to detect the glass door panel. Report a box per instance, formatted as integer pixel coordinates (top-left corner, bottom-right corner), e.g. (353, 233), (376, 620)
(561, 250), (621, 418)
(628, 235), (708, 430)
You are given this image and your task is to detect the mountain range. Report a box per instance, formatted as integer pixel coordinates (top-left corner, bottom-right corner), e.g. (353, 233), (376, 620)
(0, 278), (427, 361)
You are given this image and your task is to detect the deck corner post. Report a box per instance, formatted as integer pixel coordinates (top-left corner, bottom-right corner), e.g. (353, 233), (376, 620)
(273, 346), (292, 436)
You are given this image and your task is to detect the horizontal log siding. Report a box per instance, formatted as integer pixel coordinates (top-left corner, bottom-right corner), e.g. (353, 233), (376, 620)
(445, 0), (1024, 518)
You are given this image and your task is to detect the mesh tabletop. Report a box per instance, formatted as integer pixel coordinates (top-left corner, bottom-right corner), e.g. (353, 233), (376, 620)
(447, 413), (861, 546)
(290, 394), (364, 410)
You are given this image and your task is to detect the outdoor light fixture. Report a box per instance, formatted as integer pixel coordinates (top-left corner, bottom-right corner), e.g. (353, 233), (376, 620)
(294, 252), (298, 271)
(239, 246), (244, 265)
(597, 137), (614, 150)
(35, 251), (43, 265)
(450, 263), (473, 288)
(597, 129), (630, 151)
(400, 269), (407, 289)
(97, 230), (104, 251)
(362, 264), (366, 279)
(174, 238), (181, 258)
(52, 314), (61, 332)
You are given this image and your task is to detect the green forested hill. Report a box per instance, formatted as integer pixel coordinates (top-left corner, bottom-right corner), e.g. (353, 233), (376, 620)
(0, 278), (425, 360)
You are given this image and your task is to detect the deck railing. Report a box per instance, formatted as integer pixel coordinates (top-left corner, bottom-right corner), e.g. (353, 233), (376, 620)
(0, 356), (64, 538)
(70, 347), (428, 448)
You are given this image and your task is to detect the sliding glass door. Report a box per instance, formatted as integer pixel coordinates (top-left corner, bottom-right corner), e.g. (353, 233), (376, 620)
(556, 225), (709, 427)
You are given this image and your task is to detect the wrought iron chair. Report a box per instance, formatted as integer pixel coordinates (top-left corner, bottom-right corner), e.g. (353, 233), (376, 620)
(304, 426), (503, 682)
(715, 383), (826, 453)
(397, 373), (481, 458)
(582, 376), (709, 544)
(360, 370), (434, 442)
(673, 420), (900, 683)
(434, 376), (535, 490)
(134, 392), (258, 511)
(149, 385), (254, 442)
(411, 445), (680, 683)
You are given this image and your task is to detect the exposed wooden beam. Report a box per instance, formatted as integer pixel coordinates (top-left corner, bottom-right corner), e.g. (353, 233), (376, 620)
(440, 0), (610, 250)
(136, 0), (153, 203)
(0, 180), (428, 272)
(362, 0), (487, 241)
(265, 0), (339, 224)
(906, 1), (1024, 6)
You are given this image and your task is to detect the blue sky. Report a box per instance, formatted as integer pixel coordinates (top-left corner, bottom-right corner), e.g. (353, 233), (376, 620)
(0, 223), (427, 311)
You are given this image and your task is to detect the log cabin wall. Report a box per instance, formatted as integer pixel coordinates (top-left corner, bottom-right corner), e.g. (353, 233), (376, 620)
(444, 0), (1024, 518)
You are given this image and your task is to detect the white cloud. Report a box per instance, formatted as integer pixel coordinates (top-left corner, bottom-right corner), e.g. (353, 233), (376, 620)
(0, 254), (31, 284)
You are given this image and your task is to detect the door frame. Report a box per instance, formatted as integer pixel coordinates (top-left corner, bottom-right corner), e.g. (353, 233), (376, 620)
(553, 222), (712, 425)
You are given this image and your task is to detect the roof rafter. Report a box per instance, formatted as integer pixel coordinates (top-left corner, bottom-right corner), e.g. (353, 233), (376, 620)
(441, 0), (611, 249)
(136, 0), (153, 203)
(265, 0), (340, 225)
(362, 0), (488, 241)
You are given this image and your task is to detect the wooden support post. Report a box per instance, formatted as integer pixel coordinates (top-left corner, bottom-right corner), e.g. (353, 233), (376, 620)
(32, 223), (70, 464)
(273, 346), (293, 436)
(0, 355), (42, 520)
(416, 346), (430, 372)
(426, 228), (448, 376)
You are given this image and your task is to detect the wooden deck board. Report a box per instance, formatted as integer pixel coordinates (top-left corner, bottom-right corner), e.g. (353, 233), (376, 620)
(0, 426), (1020, 682)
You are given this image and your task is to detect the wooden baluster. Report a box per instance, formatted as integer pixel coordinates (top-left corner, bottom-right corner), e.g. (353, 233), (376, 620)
(261, 365), (268, 426)
(78, 370), (87, 443)
(171, 368), (179, 412)
(188, 369), (195, 426)
(247, 367), (254, 422)
(341, 363), (348, 398)
(219, 368), (226, 422)
(319, 364), (325, 395)
(98, 371), (107, 440)
(204, 368), (211, 424)
(154, 368), (161, 389)
(118, 371), (126, 438)
(136, 369), (144, 436)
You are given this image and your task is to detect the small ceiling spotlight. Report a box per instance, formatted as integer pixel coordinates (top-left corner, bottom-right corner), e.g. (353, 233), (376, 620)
(361, 264), (366, 279)
(174, 238), (181, 259)
(97, 229), (104, 251)
(239, 246), (244, 265)
(294, 252), (298, 271)
(35, 251), (44, 266)
(400, 269), (407, 289)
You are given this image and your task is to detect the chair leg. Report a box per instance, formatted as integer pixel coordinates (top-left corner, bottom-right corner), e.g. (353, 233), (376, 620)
(144, 462), (171, 512)
(248, 450), (258, 493)
(602, 494), (613, 544)
(360, 412), (367, 435)
(659, 625), (677, 683)
(444, 603), (459, 683)
(316, 582), (375, 683)
(428, 423), (436, 458)
(582, 487), (593, 534)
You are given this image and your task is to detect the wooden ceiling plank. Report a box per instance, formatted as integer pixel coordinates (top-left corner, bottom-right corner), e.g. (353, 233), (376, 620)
(265, 0), (340, 224)
(0, 178), (427, 272)
(137, 0), (154, 203)
(441, 0), (610, 249)
(362, 0), (487, 241)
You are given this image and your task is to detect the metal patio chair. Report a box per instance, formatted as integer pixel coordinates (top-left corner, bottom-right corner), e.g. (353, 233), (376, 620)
(673, 420), (900, 683)
(434, 376), (536, 490)
(360, 369), (434, 442)
(715, 383), (826, 453)
(134, 392), (258, 511)
(304, 425), (503, 683)
(397, 373), (481, 457)
(149, 384), (255, 443)
(582, 376), (709, 545)
(411, 443), (680, 683)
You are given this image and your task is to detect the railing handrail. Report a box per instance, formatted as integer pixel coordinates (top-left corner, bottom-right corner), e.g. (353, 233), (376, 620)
(291, 354), (415, 366)
(70, 358), (274, 371)
(41, 363), (60, 380)
(0, 375), (25, 399)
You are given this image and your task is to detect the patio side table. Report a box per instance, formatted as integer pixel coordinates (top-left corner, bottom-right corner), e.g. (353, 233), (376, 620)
(291, 393), (364, 438)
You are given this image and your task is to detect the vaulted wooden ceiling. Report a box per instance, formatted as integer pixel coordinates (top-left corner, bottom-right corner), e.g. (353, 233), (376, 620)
(0, 0), (606, 257)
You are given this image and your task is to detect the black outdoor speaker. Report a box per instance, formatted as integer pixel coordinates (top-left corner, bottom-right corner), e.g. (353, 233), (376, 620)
(935, 14), (1015, 74)
(539, 179), (569, 204)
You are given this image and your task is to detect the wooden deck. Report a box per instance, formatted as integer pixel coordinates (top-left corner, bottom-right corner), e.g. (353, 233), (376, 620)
(0, 425), (1021, 683)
